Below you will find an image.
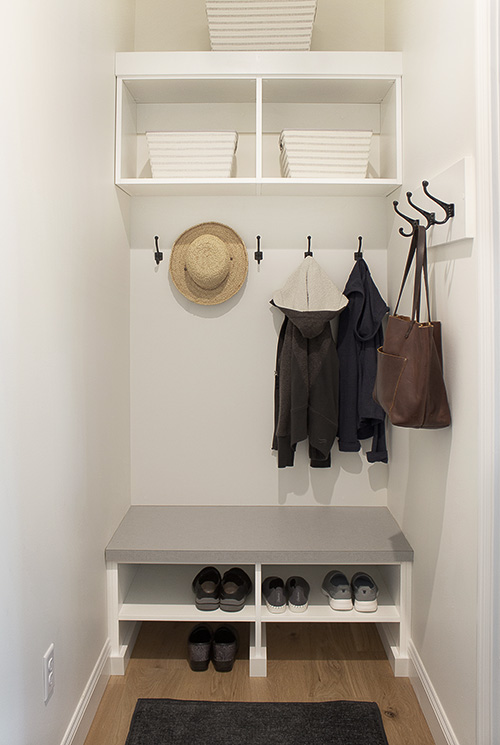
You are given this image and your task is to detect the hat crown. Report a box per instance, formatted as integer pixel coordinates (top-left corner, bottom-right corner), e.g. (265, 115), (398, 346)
(185, 235), (230, 290)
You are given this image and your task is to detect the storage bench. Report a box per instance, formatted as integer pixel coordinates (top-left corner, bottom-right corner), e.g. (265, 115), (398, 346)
(106, 505), (413, 677)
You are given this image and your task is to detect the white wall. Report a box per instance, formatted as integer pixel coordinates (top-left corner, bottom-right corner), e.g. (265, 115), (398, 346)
(130, 0), (390, 507)
(385, 3), (478, 744)
(134, 0), (385, 51)
(130, 196), (389, 505)
(0, 1), (134, 744)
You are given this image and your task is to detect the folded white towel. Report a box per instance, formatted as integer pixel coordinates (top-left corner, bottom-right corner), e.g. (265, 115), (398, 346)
(147, 131), (238, 178)
(206, 0), (317, 50)
(279, 129), (372, 178)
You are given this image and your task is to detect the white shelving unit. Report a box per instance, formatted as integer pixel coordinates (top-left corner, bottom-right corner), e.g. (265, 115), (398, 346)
(115, 51), (402, 197)
(106, 506), (413, 678)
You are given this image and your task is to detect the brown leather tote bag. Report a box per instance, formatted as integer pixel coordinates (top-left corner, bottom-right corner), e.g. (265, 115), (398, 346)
(373, 225), (451, 429)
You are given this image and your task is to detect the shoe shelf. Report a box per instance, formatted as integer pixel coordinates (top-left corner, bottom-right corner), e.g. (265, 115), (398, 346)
(117, 564), (256, 623)
(259, 564), (401, 624)
(106, 506), (413, 678)
(115, 51), (402, 197)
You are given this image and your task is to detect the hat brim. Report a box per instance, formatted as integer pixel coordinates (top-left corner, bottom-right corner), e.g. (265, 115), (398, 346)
(170, 222), (248, 305)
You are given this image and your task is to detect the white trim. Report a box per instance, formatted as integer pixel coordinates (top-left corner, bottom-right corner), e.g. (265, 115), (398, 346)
(408, 640), (459, 745)
(376, 624), (409, 677)
(115, 51), (404, 79)
(59, 639), (111, 745)
(109, 621), (142, 675)
(475, 0), (499, 742)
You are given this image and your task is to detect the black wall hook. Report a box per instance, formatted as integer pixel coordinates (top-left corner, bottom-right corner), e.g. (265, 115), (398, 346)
(406, 191), (435, 229)
(393, 200), (420, 237)
(422, 180), (455, 223)
(304, 236), (313, 257)
(153, 235), (163, 265)
(354, 236), (363, 260)
(393, 181), (455, 238)
(254, 235), (263, 265)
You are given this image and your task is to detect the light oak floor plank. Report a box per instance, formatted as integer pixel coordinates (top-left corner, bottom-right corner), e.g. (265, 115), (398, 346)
(84, 621), (435, 745)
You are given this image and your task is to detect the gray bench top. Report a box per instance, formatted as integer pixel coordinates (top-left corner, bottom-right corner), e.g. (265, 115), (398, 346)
(105, 505), (413, 564)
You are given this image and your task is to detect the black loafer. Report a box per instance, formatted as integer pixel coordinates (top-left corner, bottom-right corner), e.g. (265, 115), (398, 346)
(220, 567), (252, 612)
(192, 566), (221, 611)
(212, 625), (238, 672)
(187, 624), (213, 671)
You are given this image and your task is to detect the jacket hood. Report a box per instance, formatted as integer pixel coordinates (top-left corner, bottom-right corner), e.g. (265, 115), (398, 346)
(344, 259), (389, 341)
(271, 257), (348, 338)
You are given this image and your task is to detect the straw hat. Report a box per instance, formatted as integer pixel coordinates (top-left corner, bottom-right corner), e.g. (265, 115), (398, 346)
(170, 222), (248, 305)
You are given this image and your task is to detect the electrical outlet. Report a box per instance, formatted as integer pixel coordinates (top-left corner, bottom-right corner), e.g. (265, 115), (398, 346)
(43, 643), (55, 703)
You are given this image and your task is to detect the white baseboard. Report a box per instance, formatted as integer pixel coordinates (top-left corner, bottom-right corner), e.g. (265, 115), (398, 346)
(407, 639), (460, 745)
(59, 638), (111, 745)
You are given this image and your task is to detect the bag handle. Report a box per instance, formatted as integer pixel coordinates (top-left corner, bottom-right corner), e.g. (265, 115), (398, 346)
(412, 225), (431, 322)
(394, 225), (431, 323)
(394, 228), (418, 315)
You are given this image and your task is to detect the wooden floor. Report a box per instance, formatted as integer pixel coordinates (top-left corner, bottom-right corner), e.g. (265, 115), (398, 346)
(84, 621), (435, 745)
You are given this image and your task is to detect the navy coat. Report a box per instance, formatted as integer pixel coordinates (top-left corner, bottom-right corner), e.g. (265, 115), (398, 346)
(337, 258), (389, 463)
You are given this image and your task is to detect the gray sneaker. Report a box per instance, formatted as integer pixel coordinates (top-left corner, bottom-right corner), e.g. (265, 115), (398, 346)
(321, 570), (353, 611)
(262, 576), (286, 613)
(351, 572), (379, 612)
(285, 576), (310, 613)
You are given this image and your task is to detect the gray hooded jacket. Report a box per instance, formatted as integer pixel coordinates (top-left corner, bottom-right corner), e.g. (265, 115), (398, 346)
(271, 257), (348, 468)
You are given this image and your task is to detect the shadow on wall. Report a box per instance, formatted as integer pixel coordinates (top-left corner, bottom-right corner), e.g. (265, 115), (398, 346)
(168, 271), (248, 318)
(277, 446), (388, 505)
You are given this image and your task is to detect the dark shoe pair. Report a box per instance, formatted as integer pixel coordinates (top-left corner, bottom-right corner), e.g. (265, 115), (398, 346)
(262, 575), (310, 613)
(187, 624), (238, 672)
(192, 567), (252, 612)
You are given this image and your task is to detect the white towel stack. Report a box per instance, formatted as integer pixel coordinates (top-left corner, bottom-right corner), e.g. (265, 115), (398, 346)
(146, 131), (238, 178)
(206, 0), (317, 51)
(279, 130), (373, 178)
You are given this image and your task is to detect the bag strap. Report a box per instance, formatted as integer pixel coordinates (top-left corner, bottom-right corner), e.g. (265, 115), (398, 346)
(411, 225), (431, 322)
(394, 227), (418, 315)
(394, 224), (431, 322)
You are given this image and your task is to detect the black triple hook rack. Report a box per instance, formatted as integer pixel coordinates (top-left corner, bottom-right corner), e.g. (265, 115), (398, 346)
(393, 181), (455, 237)
(253, 234), (366, 263)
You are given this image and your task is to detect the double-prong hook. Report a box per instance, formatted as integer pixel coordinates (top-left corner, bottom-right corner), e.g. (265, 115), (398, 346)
(153, 235), (163, 265)
(422, 180), (455, 224)
(393, 200), (420, 237)
(254, 235), (263, 265)
(406, 191), (436, 230)
(354, 236), (363, 260)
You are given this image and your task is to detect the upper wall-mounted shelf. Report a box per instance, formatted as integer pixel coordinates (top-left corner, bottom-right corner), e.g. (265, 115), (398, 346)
(115, 51), (403, 197)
